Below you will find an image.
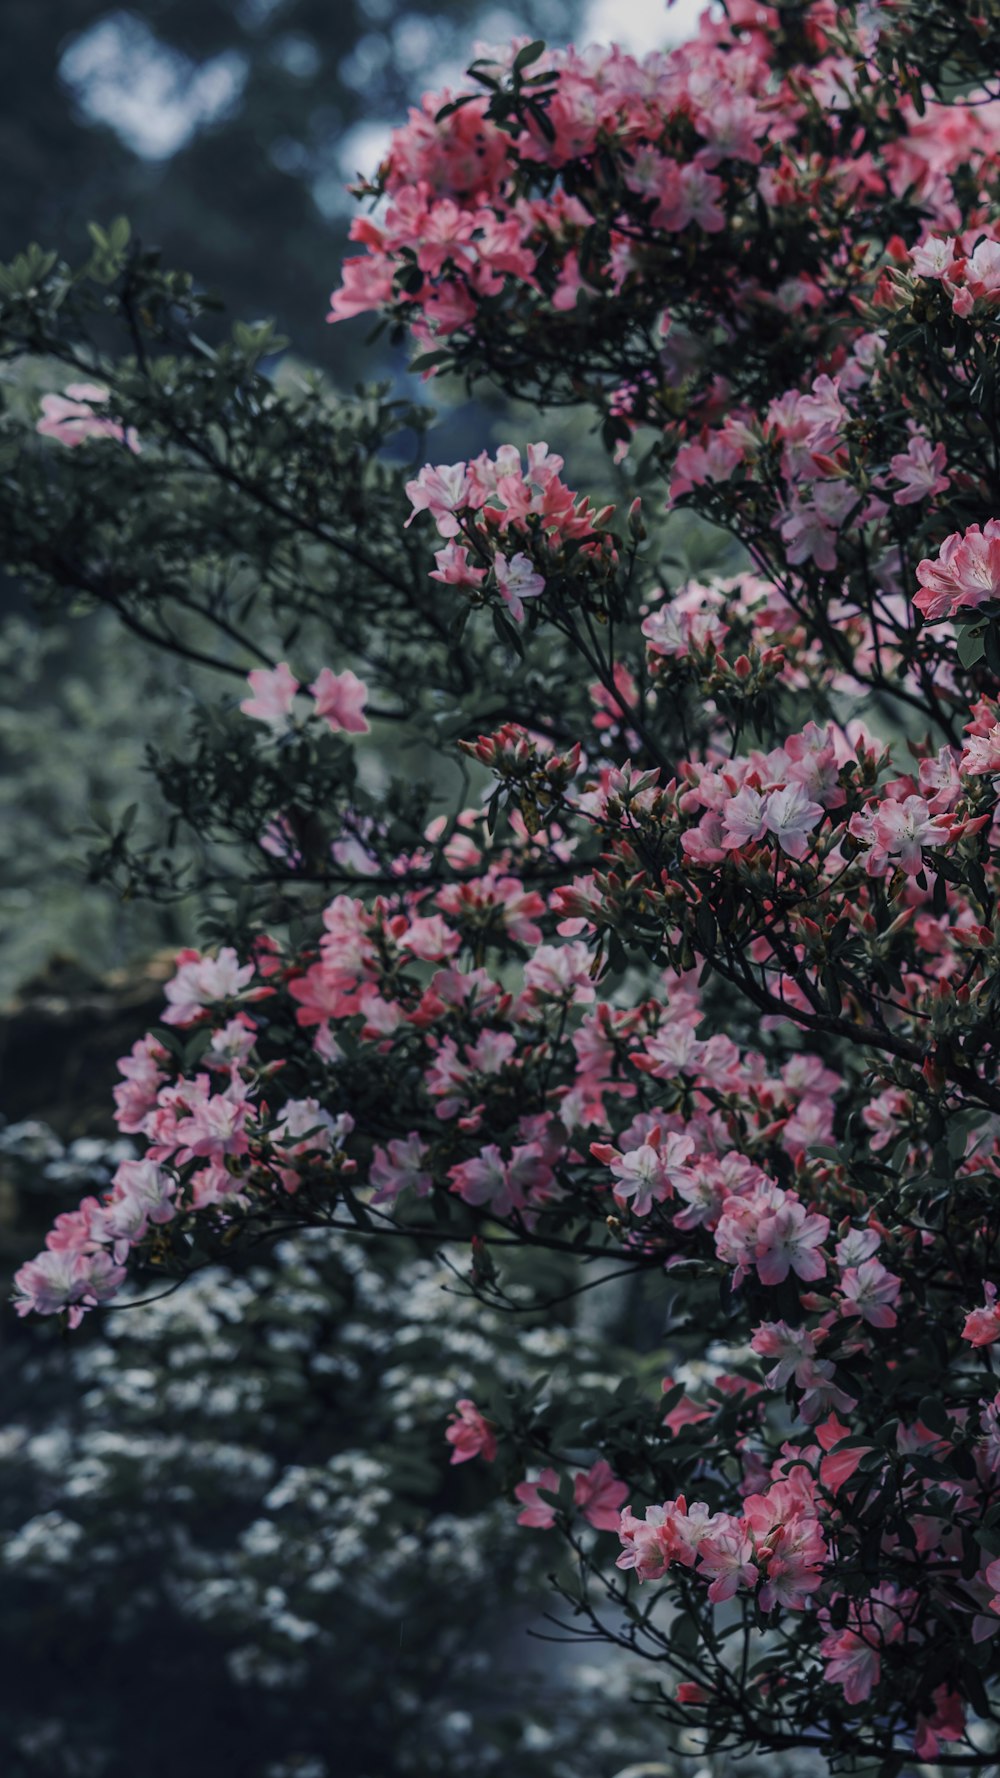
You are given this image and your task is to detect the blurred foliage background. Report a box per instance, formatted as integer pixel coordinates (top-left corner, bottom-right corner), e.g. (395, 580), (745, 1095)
(0, 0), (576, 1009)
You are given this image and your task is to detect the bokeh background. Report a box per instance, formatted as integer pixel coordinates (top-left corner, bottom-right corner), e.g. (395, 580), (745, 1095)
(0, 8), (744, 1778)
(0, 0), (702, 1006)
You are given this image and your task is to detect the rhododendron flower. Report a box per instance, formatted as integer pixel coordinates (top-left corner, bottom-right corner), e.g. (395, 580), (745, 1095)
(754, 1200), (830, 1285)
(493, 552), (545, 622)
(961, 722), (1000, 774)
(913, 1687), (966, 1762)
(448, 1142), (553, 1218)
(572, 1460), (629, 1531)
(405, 461), (471, 535)
(162, 947), (256, 1026)
(429, 542), (487, 588)
(697, 1521), (758, 1603)
(617, 1500), (699, 1581)
(963, 1283), (1000, 1346)
(37, 383), (140, 451)
(721, 786), (768, 848)
(173, 1083), (253, 1163)
(240, 662), (300, 732)
(90, 1159), (177, 1259)
(399, 913), (461, 962)
(642, 593), (728, 659)
(834, 1227), (881, 1267)
(592, 1131), (695, 1217)
(675, 1683), (710, 1705)
(744, 1489), (826, 1610)
(914, 519), (1000, 621)
(524, 942), (595, 1004)
(13, 1249), (127, 1326)
(515, 1468), (561, 1528)
(884, 431), (949, 506)
(964, 238), (1000, 304)
(762, 783), (824, 858)
(113, 1033), (168, 1132)
(309, 667), (369, 734)
(814, 1415), (872, 1492)
(717, 1186), (829, 1287)
(821, 1629), (881, 1705)
(909, 235), (957, 278)
(838, 1257), (901, 1328)
(849, 794), (950, 876)
(751, 1320), (824, 1390)
(327, 254), (395, 321)
(271, 1099), (351, 1154)
(445, 1399), (497, 1465)
(819, 1588), (908, 1704)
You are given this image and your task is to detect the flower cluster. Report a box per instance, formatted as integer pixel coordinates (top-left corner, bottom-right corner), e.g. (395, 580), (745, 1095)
(410, 442), (616, 621)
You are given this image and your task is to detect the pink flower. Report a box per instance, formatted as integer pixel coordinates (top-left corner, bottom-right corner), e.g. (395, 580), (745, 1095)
(762, 783), (824, 858)
(430, 542), (488, 588)
(370, 1133), (433, 1204)
(657, 162), (726, 234)
(515, 1466), (561, 1527)
(820, 1627), (882, 1704)
(405, 461), (471, 536)
(617, 1500), (699, 1581)
(961, 722), (1000, 774)
(721, 786), (768, 848)
(173, 1079), (253, 1162)
(965, 238), (1000, 304)
(885, 432), (949, 506)
(162, 947), (256, 1026)
(697, 1519), (758, 1603)
(493, 552), (546, 622)
(240, 662), (300, 731)
(113, 1033), (168, 1132)
(524, 942), (596, 1004)
(744, 1488), (827, 1610)
(400, 913), (461, 961)
(838, 1258), (901, 1328)
(914, 519), (1000, 622)
(327, 253), (395, 322)
(37, 383), (140, 452)
(445, 1398), (497, 1464)
(573, 1460), (629, 1531)
(595, 1131), (695, 1217)
(963, 1283), (1000, 1346)
(753, 1198), (829, 1286)
(449, 1145), (525, 1217)
(309, 668), (370, 734)
(909, 235), (957, 279)
(913, 1687), (965, 1763)
(90, 1159), (177, 1259)
(850, 794), (950, 876)
(751, 1320), (823, 1390)
(13, 1248), (126, 1326)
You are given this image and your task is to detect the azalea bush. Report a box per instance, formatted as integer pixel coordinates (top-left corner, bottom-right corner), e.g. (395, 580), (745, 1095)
(9, 1), (1000, 1771)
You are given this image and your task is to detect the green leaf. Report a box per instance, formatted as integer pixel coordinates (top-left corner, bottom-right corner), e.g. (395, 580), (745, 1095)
(695, 900), (717, 951)
(513, 40), (545, 72)
(408, 349), (453, 374)
(956, 624), (986, 669)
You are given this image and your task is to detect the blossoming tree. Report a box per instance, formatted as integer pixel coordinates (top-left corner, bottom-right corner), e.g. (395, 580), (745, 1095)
(8, 1), (1000, 1769)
